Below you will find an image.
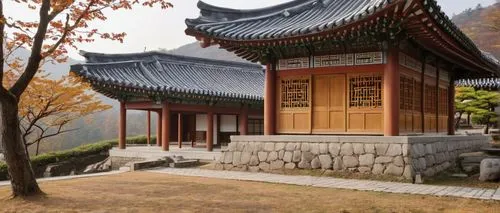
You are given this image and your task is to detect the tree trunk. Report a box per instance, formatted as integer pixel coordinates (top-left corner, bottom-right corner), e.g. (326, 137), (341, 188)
(0, 91), (42, 197)
(455, 112), (463, 129)
(36, 142), (40, 156)
(485, 124), (490, 135)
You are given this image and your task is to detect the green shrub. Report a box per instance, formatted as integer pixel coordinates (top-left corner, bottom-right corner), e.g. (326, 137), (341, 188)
(0, 135), (153, 179)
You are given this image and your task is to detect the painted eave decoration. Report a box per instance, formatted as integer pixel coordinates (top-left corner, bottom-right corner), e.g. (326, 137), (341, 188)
(456, 78), (500, 89)
(70, 51), (265, 103)
(185, 0), (500, 76)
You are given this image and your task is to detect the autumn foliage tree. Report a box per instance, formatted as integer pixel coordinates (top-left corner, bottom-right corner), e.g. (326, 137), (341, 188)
(0, 0), (172, 197)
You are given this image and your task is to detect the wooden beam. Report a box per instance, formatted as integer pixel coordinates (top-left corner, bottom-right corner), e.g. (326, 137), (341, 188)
(147, 110), (151, 146)
(156, 111), (162, 147)
(448, 74), (456, 135)
(383, 47), (400, 136)
(239, 105), (249, 135)
(264, 62), (277, 135)
(178, 113), (182, 148)
(436, 59), (440, 133)
(421, 53), (427, 134)
(119, 101), (126, 149)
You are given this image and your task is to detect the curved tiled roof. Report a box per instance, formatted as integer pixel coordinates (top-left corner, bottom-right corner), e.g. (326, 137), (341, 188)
(70, 51), (265, 102)
(186, 0), (499, 74)
(456, 78), (500, 89)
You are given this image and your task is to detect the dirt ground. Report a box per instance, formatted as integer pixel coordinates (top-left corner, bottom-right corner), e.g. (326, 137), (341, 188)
(0, 172), (499, 213)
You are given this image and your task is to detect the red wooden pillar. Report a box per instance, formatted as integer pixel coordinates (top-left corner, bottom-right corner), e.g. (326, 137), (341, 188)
(156, 111), (162, 147)
(436, 60), (440, 133)
(264, 62), (277, 135)
(448, 79), (456, 135)
(119, 102), (126, 149)
(162, 102), (170, 151)
(178, 113), (182, 148)
(207, 112), (214, 152)
(383, 48), (400, 136)
(239, 105), (249, 135)
(147, 110), (151, 146)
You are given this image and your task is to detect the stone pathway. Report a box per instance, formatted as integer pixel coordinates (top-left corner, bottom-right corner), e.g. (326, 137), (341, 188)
(149, 168), (500, 201)
(0, 171), (125, 187)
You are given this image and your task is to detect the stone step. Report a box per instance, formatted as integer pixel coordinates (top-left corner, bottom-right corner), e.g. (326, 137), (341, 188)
(169, 159), (199, 168)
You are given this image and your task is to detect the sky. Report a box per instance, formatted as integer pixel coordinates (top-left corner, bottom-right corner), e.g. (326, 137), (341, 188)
(5, 0), (497, 59)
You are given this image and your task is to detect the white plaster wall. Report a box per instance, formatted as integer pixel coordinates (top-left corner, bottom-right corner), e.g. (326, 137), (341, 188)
(220, 115), (237, 132)
(195, 114), (217, 145)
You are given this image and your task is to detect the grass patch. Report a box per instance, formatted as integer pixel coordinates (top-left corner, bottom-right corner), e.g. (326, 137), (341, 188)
(1, 172), (498, 212)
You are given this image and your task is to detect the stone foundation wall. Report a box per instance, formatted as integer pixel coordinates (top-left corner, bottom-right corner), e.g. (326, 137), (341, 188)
(110, 156), (146, 170)
(217, 135), (490, 179)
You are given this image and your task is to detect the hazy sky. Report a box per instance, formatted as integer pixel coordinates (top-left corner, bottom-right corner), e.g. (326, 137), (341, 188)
(6, 0), (497, 59)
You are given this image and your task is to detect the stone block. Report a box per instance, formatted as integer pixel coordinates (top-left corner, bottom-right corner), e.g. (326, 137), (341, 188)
(353, 144), (364, 155)
(292, 151), (301, 162)
(311, 157), (321, 169)
(479, 158), (500, 182)
(403, 166), (413, 180)
(386, 144), (402, 156)
(298, 161), (311, 169)
(259, 162), (270, 171)
(264, 143), (275, 152)
(418, 157), (427, 170)
(214, 163), (224, 170)
(254, 142), (264, 152)
(232, 152), (242, 166)
(301, 143), (310, 152)
(249, 155), (259, 166)
(236, 142), (246, 151)
(275, 143), (286, 151)
(372, 164), (385, 175)
(248, 166), (260, 173)
(285, 143), (295, 151)
(364, 144), (375, 154)
(333, 157), (342, 171)
(329, 143), (341, 156)
(240, 152), (252, 165)
(340, 143), (354, 156)
(223, 152), (233, 164)
(285, 163), (296, 169)
(278, 150), (285, 160)
(359, 154), (375, 167)
(384, 164), (404, 176)
(435, 152), (446, 164)
(243, 142), (255, 153)
(319, 155), (333, 169)
(223, 164), (234, 170)
(423, 167), (436, 177)
(310, 143), (320, 155)
(425, 144), (435, 155)
(301, 151), (314, 163)
(375, 144), (389, 156)
(228, 142), (238, 151)
(425, 155), (436, 167)
(258, 152), (268, 162)
(393, 156), (404, 167)
(283, 151), (293, 163)
(270, 160), (285, 170)
(342, 156), (359, 168)
(374, 156), (392, 164)
(358, 167), (371, 174)
(402, 144), (408, 157)
(267, 151), (278, 162)
(319, 143), (329, 154)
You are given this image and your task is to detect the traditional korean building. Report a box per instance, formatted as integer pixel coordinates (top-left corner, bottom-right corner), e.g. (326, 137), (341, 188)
(185, 0), (500, 136)
(71, 51), (265, 151)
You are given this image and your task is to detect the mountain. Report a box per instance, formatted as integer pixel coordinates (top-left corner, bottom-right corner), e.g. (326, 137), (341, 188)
(452, 3), (500, 60)
(164, 42), (252, 63)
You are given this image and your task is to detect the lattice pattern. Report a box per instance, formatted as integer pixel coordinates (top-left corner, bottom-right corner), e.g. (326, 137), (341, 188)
(349, 74), (383, 108)
(400, 76), (414, 111)
(439, 88), (448, 115)
(425, 85), (437, 114)
(280, 78), (310, 109)
(414, 82), (422, 111)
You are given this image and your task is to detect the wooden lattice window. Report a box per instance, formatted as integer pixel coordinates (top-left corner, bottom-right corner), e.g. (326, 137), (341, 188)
(400, 76), (414, 111)
(349, 74), (383, 108)
(280, 78), (310, 109)
(439, 88), (448, 115)
(424, 85), (437, 114)
(414, 82), (422, 111)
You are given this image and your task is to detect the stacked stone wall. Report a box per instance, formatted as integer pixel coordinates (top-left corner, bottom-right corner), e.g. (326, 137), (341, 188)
(217, 136), (490, 179)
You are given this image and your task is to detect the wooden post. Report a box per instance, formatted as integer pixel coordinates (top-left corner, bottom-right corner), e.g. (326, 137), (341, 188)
(156, 111), (162, 147)
(448, 76), (456, 135)
(119, 101), (126, 149)
(147, 110), (151, 146)
(162, 102), (170, 151)
(264, 62), (277, 135)
(420, 54), (426, 134)
(239, 105), (249, 135)
(383, 47), (400, 136)
(178, 113), (182, 148)
(207, 112), (214, 151)
(436, 59), (440, 133)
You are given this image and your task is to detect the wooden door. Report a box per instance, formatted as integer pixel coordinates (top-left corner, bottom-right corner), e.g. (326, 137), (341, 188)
(312, 74), (346, 133)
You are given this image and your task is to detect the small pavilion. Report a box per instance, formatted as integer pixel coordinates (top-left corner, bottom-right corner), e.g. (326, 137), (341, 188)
(71, 51), (265, 151)
(185, 0), (500, 136)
